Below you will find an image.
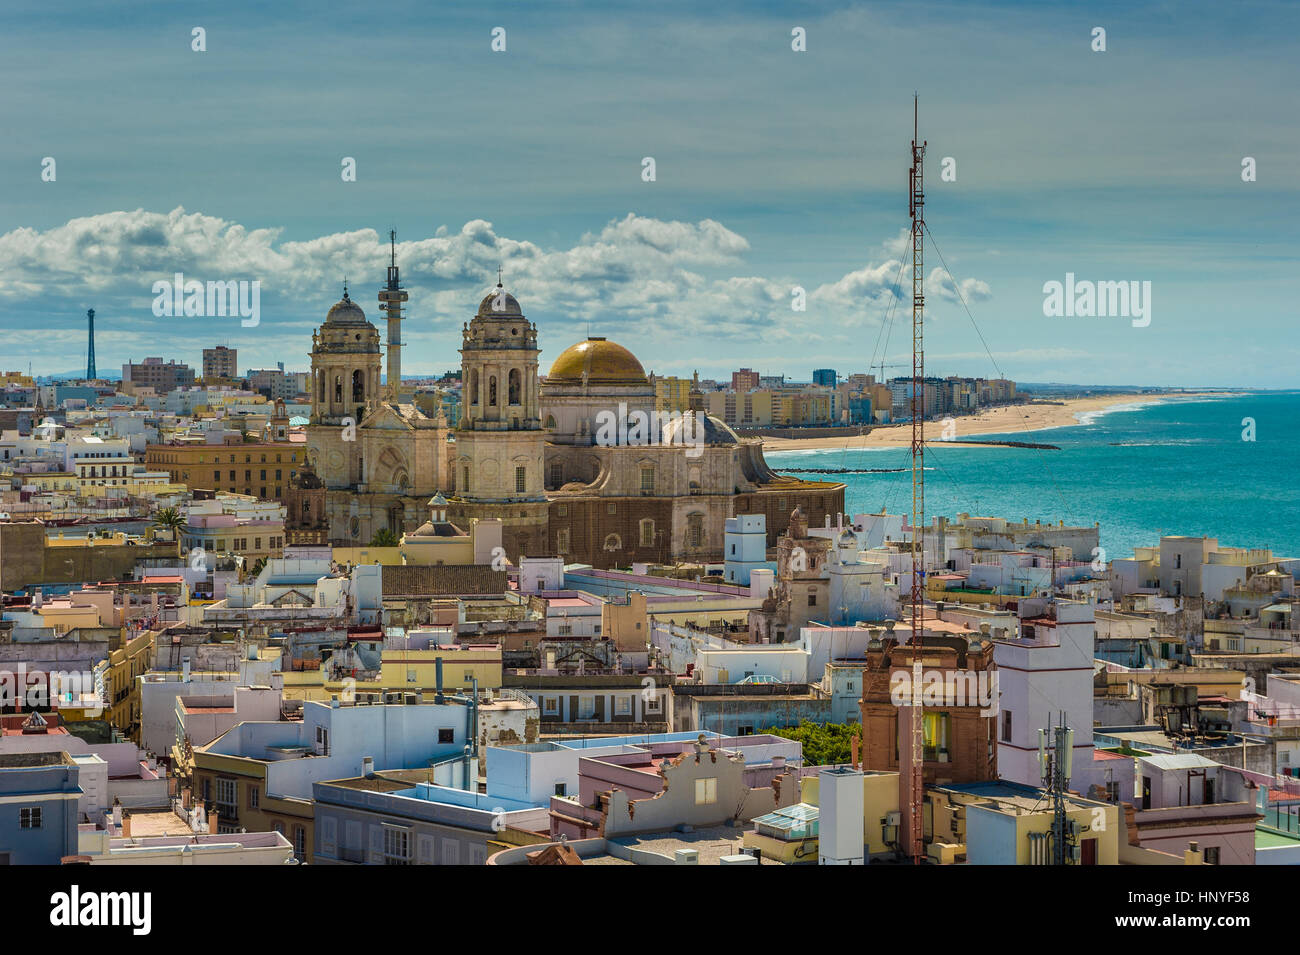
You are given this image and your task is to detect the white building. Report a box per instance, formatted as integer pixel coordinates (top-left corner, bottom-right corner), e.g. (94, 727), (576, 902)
(992, 597), (1097, 793)
(724, 514), (773, 586)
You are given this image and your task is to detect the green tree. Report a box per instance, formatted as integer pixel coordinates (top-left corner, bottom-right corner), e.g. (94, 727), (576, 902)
(759, 720), (862, 767)
(152, 506), (184, 532)
(370, 528), (399, 547)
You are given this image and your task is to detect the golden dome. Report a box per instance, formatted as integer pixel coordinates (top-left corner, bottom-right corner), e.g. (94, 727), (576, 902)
(547, 337), (647, 385)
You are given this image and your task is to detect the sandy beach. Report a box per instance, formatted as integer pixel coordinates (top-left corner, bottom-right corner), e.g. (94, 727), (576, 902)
(759, 392), (1238, 452)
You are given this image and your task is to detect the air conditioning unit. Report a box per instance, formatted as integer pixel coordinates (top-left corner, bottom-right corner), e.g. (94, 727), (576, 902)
(885, 811), (901, 827)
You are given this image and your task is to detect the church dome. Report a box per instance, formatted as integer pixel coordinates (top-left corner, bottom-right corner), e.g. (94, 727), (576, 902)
(325, 290), (368, 325)
(477, 285), (523, 317)
(661, 411), (739, 447)
(547, 337), (647, 385)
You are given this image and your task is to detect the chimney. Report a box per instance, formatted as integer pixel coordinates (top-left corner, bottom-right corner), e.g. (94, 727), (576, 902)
(434, 657), (445, 705)
(182, 658), (190, 683)
(851, 733), (860, 770)
(362, 756), (375, 778)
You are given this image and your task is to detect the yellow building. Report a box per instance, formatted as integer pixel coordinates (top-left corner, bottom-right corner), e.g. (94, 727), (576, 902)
(14, 471), (79, 493)
(928, 783), (1120, 865)
(179, 744), (314, 861)
(79, 471), (187, 500)
(653, 376), (693, 414)
(0, 370), (35, 387)
(181, 516), (286, 563)
(330, 512), (502, 568)
(98, 629), (153, 739)
(378, 646), (503, 696)
(145, 441), (305, 501)
(800, 770), (900, 859)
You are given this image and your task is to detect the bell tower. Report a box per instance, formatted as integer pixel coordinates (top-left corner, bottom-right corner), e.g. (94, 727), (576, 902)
(450, 280), (548, 558)
(309, 284), (382, 426)
(307, 284), (383, 491)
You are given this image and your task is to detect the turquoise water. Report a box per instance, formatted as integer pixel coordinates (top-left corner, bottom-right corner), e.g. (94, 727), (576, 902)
(765, 392), (1299, 560)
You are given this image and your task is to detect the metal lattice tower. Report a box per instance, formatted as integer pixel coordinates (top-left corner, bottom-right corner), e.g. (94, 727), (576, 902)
(907, 96), (927, 864)
(86, 308), (97, 380)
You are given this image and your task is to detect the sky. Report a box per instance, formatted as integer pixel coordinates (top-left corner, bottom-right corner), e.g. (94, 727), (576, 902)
(0, 0), (1296, 387)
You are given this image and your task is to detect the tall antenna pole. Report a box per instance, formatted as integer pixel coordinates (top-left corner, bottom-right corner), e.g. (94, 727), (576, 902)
(907, 95), (927, 865)
(86, 309), (97, 380)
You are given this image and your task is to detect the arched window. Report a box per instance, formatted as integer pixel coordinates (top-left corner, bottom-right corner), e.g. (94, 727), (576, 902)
(352, 369), (365, 402)
(301, 500), (310, 518)
(488, 375), (498, 406)
(470, 370), (479, 406)
(333, 376), (343, 403)
(508, 368), (521, 405)
(318, 374), (325, 403)
(687, 513), (704, 549)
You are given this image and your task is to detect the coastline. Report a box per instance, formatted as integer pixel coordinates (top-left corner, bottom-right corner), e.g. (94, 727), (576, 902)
(759, 392), (1242, 452)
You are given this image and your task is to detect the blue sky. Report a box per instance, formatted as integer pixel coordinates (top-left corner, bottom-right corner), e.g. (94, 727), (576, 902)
(1, 0), (1296, 386)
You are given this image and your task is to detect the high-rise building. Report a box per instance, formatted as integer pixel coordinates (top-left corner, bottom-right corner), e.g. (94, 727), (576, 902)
(202, 345), (238, 380)
(121, 357), (195, 393)
(248, 367), (308, 400)
(731, 368), (760, 392)
(812, 368), (837, 388)
(650, 374), (692, 413)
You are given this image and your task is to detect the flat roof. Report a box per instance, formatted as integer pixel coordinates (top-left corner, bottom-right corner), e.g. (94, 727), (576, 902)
(0, 751), (74, 768)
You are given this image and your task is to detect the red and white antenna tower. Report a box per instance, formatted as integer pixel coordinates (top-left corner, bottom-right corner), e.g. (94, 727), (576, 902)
(907, 95), (927, 864)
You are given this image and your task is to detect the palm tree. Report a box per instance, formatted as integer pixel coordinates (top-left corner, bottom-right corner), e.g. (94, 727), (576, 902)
(152, 506), (184, 536)
(370, 528), (399, 547)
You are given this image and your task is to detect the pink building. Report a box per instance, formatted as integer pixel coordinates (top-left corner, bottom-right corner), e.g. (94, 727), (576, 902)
(1126, 753), (1262, 864)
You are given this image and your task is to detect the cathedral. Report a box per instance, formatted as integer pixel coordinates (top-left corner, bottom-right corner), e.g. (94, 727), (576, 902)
(295, 251), (844, 565)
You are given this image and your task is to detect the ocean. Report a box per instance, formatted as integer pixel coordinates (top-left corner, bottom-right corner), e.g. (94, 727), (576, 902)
(764, 391), (1299, 561)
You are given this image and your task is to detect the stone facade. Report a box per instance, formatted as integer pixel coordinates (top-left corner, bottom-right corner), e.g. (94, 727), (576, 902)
(305, 287), (451, 544)
(298, 274), (841, 559)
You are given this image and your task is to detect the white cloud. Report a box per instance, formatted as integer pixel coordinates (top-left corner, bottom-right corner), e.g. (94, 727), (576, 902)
(0, 208), (994, 373)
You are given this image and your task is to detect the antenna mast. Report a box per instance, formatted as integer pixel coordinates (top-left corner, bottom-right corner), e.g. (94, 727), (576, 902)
(906, 95), (927, 865)
(86, 309), (97, 380)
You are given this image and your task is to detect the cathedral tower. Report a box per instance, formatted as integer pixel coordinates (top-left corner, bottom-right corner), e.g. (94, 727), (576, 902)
(449, 281), (548, 558)
(308, 286), (382, 490)
(310, 286), (382, 426)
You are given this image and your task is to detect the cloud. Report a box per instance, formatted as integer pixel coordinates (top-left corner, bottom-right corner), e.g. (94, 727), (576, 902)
(0, 208), (993, 373)
(926, 267), (992, 305)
